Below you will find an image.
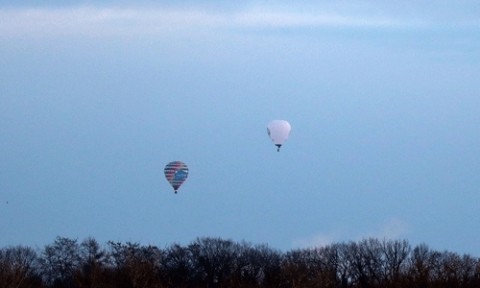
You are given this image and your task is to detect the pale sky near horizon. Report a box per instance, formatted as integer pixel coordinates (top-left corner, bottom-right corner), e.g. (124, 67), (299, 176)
(1, 1), (480, 255)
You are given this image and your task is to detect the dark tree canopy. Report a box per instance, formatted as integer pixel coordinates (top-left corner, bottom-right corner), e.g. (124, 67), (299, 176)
(1, 236), (479, 288)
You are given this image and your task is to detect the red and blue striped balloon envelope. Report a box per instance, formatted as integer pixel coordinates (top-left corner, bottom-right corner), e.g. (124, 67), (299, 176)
(164, 161), (189, 193)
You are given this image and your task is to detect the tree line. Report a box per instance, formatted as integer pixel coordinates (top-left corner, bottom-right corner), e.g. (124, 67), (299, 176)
(1, 236), (479, 288)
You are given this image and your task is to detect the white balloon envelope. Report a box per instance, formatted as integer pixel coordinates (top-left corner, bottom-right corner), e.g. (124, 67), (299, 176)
(267, 120), (291, 151)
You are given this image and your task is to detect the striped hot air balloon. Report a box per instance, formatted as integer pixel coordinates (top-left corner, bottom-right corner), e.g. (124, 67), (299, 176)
(164, 161), (189, 194)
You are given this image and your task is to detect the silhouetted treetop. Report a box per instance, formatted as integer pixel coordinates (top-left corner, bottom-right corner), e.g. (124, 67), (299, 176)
(1, 236), (479, 288)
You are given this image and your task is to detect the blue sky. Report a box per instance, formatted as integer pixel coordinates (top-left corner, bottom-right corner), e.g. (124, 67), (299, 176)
(1, 1), (480, 255)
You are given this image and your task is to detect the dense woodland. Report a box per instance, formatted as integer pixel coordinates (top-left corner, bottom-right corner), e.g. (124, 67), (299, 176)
(1, 236), (479, 288)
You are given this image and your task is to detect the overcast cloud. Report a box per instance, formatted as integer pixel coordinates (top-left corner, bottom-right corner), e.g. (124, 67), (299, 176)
(2, 2), (479, 39)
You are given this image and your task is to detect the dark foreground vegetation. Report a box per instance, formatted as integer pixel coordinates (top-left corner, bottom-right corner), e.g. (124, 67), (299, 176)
(1, 236), (479, 288)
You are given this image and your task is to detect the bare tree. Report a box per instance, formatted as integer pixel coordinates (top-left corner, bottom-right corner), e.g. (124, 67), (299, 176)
(407, 243), (442, 288)
(188, 237), (239, 287)
(381, 239), (410, 287)
(233, 242), (279, 287)
(252, 244), (283, 288)
(163, 243), (195, 288)
(106, 241), (164, 288)
(75, 237), (109, 288)
(39, 237), (81, 288)
(0, 246), (41, 288)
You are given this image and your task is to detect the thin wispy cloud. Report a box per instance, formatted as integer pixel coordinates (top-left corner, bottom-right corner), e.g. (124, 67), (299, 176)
(366, 217), (410, 240)
(292, 218), (409, 249)
(230, 7), (414, 29)
(0, 4), (430, 38)
(292, 232), (339, 249)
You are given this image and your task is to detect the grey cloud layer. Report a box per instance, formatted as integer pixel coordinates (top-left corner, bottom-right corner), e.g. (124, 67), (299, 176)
(3, 4), (475, 38)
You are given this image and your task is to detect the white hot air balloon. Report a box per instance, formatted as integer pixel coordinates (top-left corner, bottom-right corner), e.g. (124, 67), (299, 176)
(267, 120), (291, 152)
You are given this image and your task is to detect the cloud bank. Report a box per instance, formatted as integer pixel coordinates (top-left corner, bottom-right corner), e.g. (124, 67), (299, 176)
(0, 4), (431, 38)
(293, 217), (410, 249)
